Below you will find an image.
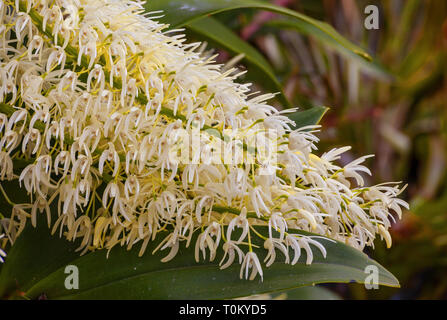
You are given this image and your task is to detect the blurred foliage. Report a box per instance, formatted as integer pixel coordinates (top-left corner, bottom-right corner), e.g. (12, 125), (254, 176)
(177, 0), (447, 299)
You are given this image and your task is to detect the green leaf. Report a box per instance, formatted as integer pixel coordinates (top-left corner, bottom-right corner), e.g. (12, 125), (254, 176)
(0, 221), (81, 299)
(288, 106), (329, 129)
(265, 19), (394, 81)
(145, 0), (372, 62)
(0, 216), (398, 300)
(186, 16), (290, 107)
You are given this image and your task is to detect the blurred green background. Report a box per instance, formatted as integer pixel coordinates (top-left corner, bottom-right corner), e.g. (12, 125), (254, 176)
(183, 0), (447, 299)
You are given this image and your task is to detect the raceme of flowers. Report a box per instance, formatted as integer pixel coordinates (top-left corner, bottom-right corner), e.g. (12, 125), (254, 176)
(0, 0), (408, 280)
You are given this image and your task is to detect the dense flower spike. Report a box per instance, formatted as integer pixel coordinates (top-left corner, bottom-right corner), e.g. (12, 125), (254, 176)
(0, 0), (408, 280)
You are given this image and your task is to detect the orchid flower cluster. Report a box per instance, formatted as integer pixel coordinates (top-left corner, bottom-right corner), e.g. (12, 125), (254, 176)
(0, 0), (408, 280)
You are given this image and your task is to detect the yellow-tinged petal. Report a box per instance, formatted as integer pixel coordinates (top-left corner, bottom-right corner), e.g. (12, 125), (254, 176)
(299, 209), (317, 230)
(93, 217), (108, 247)
(378, 225), (392, 248)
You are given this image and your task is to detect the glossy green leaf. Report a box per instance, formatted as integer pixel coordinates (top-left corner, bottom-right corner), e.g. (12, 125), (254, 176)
(0, 220), (80, 299)
(186, 16), (290, 107)
(288, 106), (329, 129)
(145, 0), (372, 62)
(0, 215), (398, 300)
